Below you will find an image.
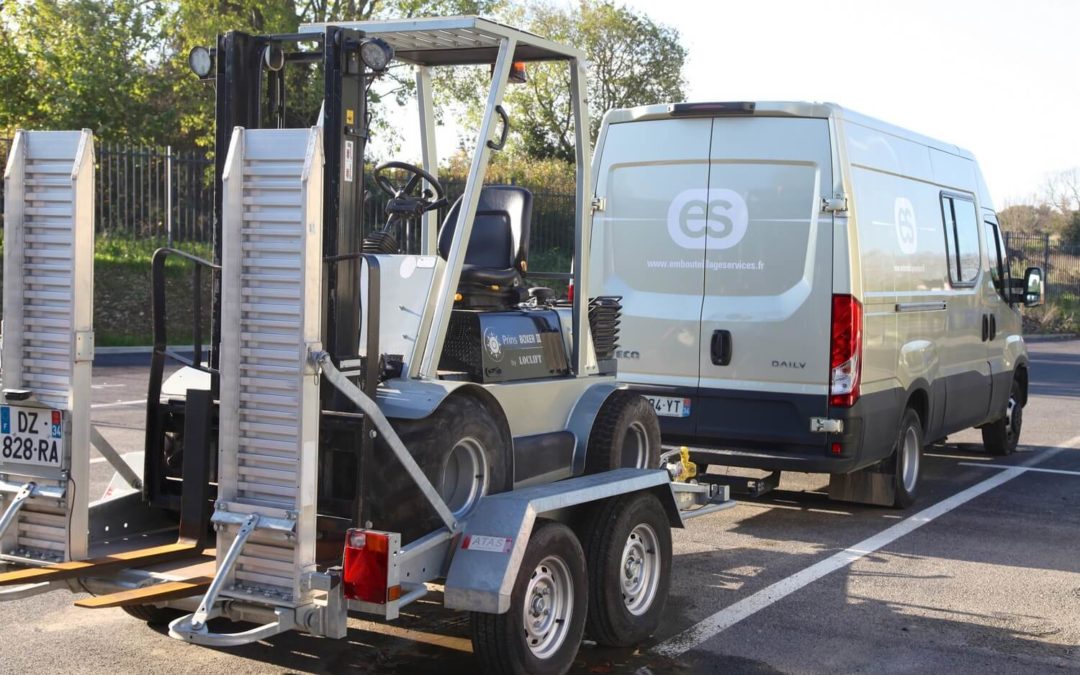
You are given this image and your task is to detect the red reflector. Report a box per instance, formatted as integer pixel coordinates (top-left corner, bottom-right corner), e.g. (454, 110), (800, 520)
(343, 529), (391, 603)
(829, 294), (863, 408)
(831, 442), (842, 455)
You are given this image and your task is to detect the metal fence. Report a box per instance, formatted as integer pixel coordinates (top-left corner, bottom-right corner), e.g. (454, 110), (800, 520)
(1003, 231), (1080, 302)
(96, 144), (214, 244)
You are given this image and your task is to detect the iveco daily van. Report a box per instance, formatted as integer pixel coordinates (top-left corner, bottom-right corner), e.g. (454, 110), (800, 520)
(589, 101), (1044, 507)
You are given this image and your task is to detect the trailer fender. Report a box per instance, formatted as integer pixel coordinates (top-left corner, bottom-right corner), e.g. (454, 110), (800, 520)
(566, 382), (621, 476)
(443, 468), (679, 614)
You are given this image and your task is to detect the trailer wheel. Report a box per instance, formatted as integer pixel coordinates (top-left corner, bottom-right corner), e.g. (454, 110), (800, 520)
(582, 492), (671, 647)
(471, 521), (587, 675)
(888, 408), (924, 508)
(586, 391), (661, 473)
(981, 378), (1023, 456)
(371, 395), (510, 542)
(122, 604), (184, 625)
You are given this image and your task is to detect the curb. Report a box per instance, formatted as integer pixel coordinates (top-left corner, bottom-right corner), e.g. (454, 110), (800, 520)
(1023, 334), (1079, 343)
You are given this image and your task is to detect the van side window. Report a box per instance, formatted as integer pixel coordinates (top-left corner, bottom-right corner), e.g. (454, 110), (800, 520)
(940, 194), (980, 285)
(984, 220), (1009, 299)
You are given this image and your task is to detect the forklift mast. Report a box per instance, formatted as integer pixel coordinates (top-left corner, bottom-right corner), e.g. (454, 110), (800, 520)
(211, 27), (367, 379)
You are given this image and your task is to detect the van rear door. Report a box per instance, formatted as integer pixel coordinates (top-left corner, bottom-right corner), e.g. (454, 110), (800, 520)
(696, 116), (834, 450)
(589, 118), (713, 437)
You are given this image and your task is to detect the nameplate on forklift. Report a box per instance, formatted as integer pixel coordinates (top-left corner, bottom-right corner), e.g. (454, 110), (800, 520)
(0, 405), (65, 468)
(462, 535), (512, 553)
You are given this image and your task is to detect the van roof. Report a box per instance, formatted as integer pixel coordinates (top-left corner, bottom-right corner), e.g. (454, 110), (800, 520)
(603, 101), (974, 161)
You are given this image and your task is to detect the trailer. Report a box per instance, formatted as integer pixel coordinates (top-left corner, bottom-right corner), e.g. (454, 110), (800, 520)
(0, 17), (732, 674)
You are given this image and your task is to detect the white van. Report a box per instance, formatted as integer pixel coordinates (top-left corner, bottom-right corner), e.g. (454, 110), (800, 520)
(589, 101), (1044, 507)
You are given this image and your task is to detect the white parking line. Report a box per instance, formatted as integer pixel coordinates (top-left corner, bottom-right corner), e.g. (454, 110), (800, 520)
(652, 437), (1080, 657)
(90, 399), (145, 410)
(958, 462), (1080, 478)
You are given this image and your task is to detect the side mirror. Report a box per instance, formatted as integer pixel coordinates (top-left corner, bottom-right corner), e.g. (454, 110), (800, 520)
(1023, 267), (1044, 307)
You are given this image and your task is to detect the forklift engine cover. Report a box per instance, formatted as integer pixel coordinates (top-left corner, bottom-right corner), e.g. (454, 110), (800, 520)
(440, 309), (570, 383)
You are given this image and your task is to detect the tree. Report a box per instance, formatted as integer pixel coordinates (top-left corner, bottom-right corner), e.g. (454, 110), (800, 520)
(0, 0), (171, 143)
(1064, 210), (1080, 249)
(444, 0), (687, 162)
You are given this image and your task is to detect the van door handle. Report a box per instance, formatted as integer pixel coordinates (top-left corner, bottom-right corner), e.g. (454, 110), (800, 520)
(981, 314), (989, 342)
(711, 330), (733, 366)
(989, 314), (996, 341)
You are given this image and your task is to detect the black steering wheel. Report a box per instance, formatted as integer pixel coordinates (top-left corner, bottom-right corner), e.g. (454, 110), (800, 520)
(373, 161), (446, 214)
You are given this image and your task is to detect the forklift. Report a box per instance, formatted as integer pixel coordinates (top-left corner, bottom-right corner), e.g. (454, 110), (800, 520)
(0, 16), (731, 674)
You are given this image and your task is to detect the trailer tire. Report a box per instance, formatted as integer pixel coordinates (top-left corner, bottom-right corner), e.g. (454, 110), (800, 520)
(471, 521), (587, 675)
(582, 492), (672, 647)
(982, 378), (1023, 456)
(369, 394), (510, 542)
(888, 408), (924, 509)
(122, 604), (184, 625)
(586, 391), (661, 473)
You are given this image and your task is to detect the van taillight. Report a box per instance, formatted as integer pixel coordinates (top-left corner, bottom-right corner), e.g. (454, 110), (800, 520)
(829, 294), (862, 408)
(567, 278), (575, 302)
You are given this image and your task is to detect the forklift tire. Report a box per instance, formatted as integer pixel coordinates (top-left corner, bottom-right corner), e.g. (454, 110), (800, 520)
(585, 391), (661, 473)
(369, 394), (510, 542)
(981, 378), (1023, 456)
(888, 408), (924, 509)
(470, 521), (587, 675)
(582, 492), (672, 647)
(121, 604), (184, 625)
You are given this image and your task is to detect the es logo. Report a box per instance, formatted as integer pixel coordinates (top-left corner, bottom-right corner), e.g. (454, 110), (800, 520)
(666, 188), (749, 250)
(894, 197), (917, 255)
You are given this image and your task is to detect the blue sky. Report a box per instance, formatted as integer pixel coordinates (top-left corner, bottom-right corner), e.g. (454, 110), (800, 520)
(620, 0), (1080, 205)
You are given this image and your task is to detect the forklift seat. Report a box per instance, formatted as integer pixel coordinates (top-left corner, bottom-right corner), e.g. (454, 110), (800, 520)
(438, 185), (532, 307)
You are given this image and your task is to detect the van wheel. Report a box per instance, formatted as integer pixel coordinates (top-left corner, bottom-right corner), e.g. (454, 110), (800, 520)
(586, 391), (661, 473)
(889, 408), (924, 508)
(471, 521), (587, 675)
(982, 379), (1023, 456)
(369, 395), (510, 542)
(582, 492), (672, 647)
(122, 604), (184, 625)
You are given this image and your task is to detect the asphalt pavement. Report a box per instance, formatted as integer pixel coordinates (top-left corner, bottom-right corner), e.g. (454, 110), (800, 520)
(0, 339), (1077, 674)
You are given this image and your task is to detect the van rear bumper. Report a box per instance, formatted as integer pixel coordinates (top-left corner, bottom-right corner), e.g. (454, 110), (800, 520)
(650, 386), (900, 475)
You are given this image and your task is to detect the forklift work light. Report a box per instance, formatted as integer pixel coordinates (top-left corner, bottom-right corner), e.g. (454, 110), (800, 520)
(188, 46), (213, 78)
(360, 38), (394, 72)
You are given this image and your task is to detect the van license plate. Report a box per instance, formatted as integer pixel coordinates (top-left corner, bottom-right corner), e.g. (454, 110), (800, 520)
(0, 405), (64, 468)
(645, 396), (691, 418)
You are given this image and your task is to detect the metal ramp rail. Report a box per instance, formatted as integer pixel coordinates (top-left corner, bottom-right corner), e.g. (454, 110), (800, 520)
(0, 130), (94, 579)
(170, 126), (337, 643)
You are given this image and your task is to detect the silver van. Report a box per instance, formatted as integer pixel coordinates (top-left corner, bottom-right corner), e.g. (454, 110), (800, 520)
(589, 101), (1044, 506)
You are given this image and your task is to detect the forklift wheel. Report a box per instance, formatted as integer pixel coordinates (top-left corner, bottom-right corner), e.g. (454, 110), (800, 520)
(122, 604), (185, 625)
(369, 394), (510, 542)
(585, 391), (661, 473)
(470, 521), (587, 675)
(582, 492), (672, 647)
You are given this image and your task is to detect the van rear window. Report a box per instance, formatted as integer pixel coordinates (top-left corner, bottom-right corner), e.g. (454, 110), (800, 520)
(940, 194), (980, 285)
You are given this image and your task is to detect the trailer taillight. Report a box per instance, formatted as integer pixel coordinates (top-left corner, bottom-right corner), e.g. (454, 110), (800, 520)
(829, 294), (862, 408)
(343, 529), (399, 603)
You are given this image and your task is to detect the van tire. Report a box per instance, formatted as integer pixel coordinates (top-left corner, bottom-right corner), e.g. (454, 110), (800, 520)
(582, 492), (672, 647)
(889, 408), (924, 509)
(368, 395), (510, 542)
(471, 521), (588, 675)
(586, 391), (661, 473)
(982, 378), (1023, 456)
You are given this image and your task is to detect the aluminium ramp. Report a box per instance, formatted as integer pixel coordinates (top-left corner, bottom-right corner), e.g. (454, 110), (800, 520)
(212, 126), (324, 608)
(0, 130), (94, 564)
